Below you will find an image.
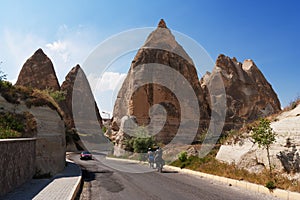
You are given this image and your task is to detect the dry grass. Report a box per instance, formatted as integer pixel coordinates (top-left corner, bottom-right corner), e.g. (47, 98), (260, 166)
(283, 96), (300, 112)
(171, 152), (300, 193)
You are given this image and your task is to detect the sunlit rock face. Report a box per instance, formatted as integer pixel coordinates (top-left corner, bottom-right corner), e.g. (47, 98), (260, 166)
(15, 48), (60, 91)
(201, 54), (281, 130)
(111, 19), (209, 148)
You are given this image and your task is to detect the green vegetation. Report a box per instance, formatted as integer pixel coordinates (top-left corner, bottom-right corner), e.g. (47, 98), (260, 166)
(0, 127), (21, 139)
(0, 75), (54, 139)
(0, 112), (24, 139)
(45, 89), (66, 102)
(0, 68), (7, 81)
(0, 111), (37, 139)
(0, 112), (24, 132)
(266, 180), (276, 190)
(0, 79), (62, 115)
(251, 118), (277, 176)
(102, 126), (107, 134)
(125, 126), (156, 153)
(178, 151), (188, 162)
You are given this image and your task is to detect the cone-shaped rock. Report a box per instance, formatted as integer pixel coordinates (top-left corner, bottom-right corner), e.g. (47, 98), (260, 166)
(201, 54), (281, 130)
(16, 48), (60, 91)
(112, 19), (209, 146)
(61, 65), (104, 150)
(61, 64), (103, 129)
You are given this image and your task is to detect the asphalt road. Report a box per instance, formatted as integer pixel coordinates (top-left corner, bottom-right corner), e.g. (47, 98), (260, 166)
(68, 153), (280, 200)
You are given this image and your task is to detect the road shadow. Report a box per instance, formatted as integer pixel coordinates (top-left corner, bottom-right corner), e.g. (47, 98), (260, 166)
(161, 170), (178, 173)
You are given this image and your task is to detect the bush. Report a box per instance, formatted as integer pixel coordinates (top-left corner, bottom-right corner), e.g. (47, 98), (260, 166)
(178, 151), (188, 162)
(0, 112), (24, 132)
(47, 90), (66, 102)
(266, 180), (276, 190)
(132, 136), (155, 153)
(0, 69), (7, 81)
(124, 126), (156, 153)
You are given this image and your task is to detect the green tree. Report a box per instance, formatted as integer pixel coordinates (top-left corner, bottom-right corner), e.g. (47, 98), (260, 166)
(251, 118), (277, 176)
(125, 126), (155, 153)
(0, 65), (7, 81)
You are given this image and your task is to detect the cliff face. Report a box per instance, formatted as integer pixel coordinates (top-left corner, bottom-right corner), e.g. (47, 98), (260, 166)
(15, 49), (60, 91)
(201, 55), (281, 130)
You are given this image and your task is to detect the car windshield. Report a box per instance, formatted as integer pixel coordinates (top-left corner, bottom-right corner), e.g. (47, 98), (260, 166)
(82, 151), (90, 154)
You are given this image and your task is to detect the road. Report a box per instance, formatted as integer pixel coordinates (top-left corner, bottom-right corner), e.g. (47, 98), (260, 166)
(68, 153), (280, 200)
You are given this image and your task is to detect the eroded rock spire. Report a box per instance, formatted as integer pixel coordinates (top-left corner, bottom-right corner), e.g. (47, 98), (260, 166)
(158, 19), (167, 28)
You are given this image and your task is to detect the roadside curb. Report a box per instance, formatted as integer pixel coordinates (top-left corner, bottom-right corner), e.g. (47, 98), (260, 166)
(105, 157), (142, 163)
(164, 165), (300, 200)
(66, 159), (82, 200)
(32, 158), (82, 200)
(106, 156), (300, 200)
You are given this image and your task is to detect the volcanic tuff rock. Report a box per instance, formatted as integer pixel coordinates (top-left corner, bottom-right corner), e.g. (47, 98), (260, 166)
(61, 65), (103, 150)
(15, 49), (60, 91)
(111, 20), (281, 152)
(112, 19), (209, 147)
(15, 49), (104, 151)
(217, 104), (300, 176)
(201, 54), (281, 130)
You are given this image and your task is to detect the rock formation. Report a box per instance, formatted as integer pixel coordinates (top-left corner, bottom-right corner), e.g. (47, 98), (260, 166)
(15, 48), (104, 151)
(110, 20), (281, 155)
(60, 65), (104, 150)
(15, 48), (60, 91)
(111, 19), (209, 150)
(201, 54), (281, 130)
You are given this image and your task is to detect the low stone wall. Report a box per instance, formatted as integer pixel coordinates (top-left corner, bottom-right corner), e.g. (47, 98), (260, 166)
(0, 138), (36, 196)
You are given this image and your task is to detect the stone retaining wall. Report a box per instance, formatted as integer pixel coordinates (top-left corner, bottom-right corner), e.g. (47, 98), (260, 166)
(0, 138), (36, 196)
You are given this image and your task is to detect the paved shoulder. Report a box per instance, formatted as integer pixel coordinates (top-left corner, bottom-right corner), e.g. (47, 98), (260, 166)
(2, 161), (81, 200)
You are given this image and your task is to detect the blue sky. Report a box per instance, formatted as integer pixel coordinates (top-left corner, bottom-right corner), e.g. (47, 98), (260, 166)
(1, 0), (300, 114)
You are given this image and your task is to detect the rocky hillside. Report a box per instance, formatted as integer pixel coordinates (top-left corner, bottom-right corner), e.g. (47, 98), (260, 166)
(216, 103), (300, 177)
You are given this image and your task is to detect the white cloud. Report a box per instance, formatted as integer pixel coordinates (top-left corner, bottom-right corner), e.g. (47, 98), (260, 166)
(46, 40), (66, 51)
(88, 72), (126, 92)
(87, 72), (127, 113)
(46, 40), (69, 63)
(43, 25), (99, 84)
